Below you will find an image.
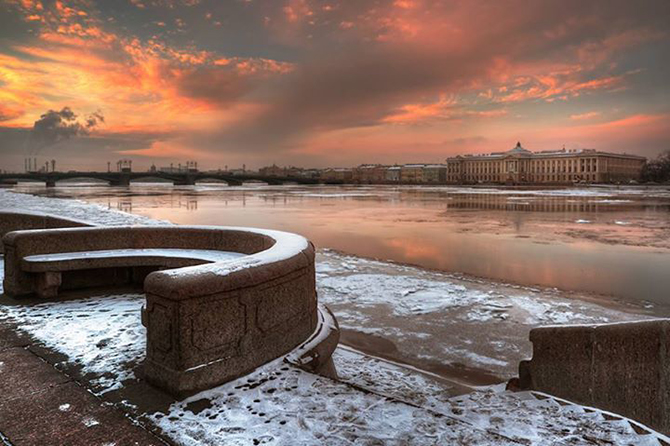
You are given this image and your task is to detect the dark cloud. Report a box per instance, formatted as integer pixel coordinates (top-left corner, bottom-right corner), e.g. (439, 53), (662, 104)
(0, 125), (160, 171)
(29, 107), (104, 153)
(199, 43), (487, 152)
(194, 0), (670, 156)
(176, 66), (253, 106)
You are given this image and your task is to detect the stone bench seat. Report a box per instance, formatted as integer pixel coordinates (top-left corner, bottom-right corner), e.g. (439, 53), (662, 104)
(22, 248), (245, 273)
(2, 222), (339, 396)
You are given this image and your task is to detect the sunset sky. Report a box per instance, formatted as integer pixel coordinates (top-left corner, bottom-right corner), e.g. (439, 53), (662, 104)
(0, 0), (669, 171)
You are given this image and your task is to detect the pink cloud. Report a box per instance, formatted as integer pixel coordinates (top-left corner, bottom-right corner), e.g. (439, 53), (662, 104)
(570, 111), (601, 120)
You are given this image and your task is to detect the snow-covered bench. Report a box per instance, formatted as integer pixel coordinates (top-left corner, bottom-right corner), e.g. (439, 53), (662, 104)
(2, 224), (338, 396)
(20, 248), (244, 298)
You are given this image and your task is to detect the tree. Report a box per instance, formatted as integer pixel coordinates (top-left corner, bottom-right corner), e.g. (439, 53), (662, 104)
(641, 151), (670, 183)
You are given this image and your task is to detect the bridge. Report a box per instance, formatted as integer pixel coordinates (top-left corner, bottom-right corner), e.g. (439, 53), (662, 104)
(0, 171), (326, 187)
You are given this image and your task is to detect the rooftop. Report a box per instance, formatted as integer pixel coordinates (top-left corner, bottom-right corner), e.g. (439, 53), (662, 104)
(448, 143), (647, 161)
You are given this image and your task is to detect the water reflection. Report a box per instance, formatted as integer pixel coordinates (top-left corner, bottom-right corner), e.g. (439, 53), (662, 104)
(16, 184), (670, 306)
(108, 194), (199, 213)
(444, 194), (652, 213)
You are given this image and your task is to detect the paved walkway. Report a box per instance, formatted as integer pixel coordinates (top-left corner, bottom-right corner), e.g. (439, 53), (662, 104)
(0, 325), (166, 446)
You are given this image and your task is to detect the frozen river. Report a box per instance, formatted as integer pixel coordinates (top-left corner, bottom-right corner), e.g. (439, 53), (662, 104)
(4, 183), (670, 384)
(16, 183), (670, 305)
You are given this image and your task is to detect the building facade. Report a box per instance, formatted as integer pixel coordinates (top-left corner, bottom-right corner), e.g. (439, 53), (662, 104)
(400, 164), (426, 183)
(446, 143), (646, 184)
(423, 165), (447, 183)
(321, 168), (353, 182)
(353, 164), (388, 183)
(259, 164), (285, 177)
(386, 166), (401, 183)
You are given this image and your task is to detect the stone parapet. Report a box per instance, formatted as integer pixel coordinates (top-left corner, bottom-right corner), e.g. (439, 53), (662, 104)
(0, 211), (90, 253)
(516, 319), (670, 434)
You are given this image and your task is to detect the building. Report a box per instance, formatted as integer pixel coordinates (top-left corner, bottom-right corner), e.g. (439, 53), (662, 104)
(259, 164), (285, 177)
(321, 168), (353, 182)
(423, 165), (447, 183)
(400, 164), (425, 183)
(300, 169), (322, 179)
(353, 164), (388, 183)
(386, 166), (401, 183)
(446, 142), (646, 184)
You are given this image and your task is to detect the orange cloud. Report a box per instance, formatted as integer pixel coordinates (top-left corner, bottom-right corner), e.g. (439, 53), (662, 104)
(382, 96), (458, 124)
(491, 71), (628, 104)
(570, 111), (600, 120)
(0, 0), (293, 137)
(116, 140), (202, 158)
(0, 104), (25, 123)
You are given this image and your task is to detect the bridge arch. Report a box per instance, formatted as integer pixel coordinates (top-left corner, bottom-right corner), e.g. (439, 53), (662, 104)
(54, 177), (111, 186)
(129, 176), (174, 185)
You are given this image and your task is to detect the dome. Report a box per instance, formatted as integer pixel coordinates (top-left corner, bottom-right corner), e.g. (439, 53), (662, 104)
(508, 141), (531, 154)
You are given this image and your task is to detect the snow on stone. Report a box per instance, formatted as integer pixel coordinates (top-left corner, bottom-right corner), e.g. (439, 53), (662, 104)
(0, 285), (666, 444)
(0, 190), (308, 283)
(158, 225), (308, 279)
(149, 346), (669, 445)
(82, 417), (101, 427)
(25, 248), (244, 263)
(0, 188), (165, 226)
(285, 305), (338, 367)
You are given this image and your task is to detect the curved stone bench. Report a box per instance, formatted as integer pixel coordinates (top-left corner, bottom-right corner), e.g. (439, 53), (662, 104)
(19, 248), (245, 297)
(2, 223), (339, 396)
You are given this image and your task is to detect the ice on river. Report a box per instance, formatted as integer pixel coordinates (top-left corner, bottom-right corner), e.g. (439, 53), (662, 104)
(316, 249), (654, 379)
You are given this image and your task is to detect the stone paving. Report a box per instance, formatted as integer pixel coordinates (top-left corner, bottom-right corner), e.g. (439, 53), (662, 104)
(0, 325), (166, 446)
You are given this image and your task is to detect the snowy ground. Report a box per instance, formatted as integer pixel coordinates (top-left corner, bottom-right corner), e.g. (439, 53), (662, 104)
(1, 288), (667, 445)
(2, 188), (670, 443)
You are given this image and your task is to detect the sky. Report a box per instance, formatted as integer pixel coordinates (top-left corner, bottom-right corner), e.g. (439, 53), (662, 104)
(0, 0), (669, 171)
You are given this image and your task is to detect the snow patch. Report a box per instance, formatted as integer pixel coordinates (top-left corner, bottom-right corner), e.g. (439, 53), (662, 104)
(0, 293), (146, 394)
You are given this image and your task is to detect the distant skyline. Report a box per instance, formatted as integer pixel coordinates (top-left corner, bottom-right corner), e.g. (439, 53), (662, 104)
(1, 0), (669, 171)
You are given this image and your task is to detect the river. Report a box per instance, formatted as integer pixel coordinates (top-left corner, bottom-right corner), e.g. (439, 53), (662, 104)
(17, 182), (670, 305)
(7, 183), (670, 383)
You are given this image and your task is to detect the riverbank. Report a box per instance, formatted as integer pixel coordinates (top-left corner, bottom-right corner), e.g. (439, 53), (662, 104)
(1, 188), (668, 444)
(1, 188), (663, 385)
(13, 183), (670, 304)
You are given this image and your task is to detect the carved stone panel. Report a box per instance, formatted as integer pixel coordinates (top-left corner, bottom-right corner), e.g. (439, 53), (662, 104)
(146, 301), (172, 354)
(190, 297), (246, 355)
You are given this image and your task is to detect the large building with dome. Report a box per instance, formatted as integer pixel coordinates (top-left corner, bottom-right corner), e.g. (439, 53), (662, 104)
(445, 142), (646, 184)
